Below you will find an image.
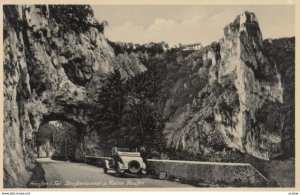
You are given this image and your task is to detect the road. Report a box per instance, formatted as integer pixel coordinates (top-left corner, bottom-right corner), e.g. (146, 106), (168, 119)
(35, 158), (193, 188)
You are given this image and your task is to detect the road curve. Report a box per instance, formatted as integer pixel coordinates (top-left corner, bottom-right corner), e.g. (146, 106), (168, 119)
(35, 158), (194, 188)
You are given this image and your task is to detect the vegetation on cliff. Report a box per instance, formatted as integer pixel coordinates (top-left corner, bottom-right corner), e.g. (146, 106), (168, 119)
(49, 5), (106, 33)
(262, 37), (295, 158)
(3, 5), (295, 187)
(92, 68), (166, 156)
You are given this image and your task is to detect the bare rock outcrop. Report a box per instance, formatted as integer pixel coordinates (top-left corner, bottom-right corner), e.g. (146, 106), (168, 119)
(3, 5), (146, 187)
(4, 6), (291, 187)
(166, 11), (284, 160)
(213, 12), (283, 159)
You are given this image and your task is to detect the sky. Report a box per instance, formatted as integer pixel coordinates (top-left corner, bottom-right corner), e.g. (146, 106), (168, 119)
(91, 5), (294, 46)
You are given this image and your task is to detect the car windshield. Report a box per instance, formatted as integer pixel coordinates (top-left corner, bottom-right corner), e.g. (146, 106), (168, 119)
(117, 148), (131, 152)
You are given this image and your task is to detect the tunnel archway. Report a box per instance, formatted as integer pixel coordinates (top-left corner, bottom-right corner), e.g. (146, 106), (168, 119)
(34, 120), (85, 161)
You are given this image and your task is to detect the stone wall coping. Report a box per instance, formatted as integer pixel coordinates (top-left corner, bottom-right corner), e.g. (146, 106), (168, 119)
(147, 159), (252, 166)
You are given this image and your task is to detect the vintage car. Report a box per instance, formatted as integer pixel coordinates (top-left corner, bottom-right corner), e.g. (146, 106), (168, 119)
(103, 147), (146, 177)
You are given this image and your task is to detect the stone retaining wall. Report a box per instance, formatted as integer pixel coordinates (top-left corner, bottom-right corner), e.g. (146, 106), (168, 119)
(147, 159), (270, 187)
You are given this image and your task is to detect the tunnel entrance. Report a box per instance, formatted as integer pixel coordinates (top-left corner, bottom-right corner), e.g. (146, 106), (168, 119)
(33, 120), (85, 161)
(33, 118), (105, 162)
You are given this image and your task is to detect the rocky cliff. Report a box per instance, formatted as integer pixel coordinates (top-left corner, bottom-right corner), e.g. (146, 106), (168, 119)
(3, 5), (294, 187)
(164, 12), (287, 160)
(3, 5), (146, 187)
(212, 12), (283, 159)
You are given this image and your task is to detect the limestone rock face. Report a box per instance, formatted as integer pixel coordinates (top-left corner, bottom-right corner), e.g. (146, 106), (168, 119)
(3, 5), (146, 187)
(166, 11), (284, 160)
(214, 12), (283, 159)
(3, 6), (289, 187)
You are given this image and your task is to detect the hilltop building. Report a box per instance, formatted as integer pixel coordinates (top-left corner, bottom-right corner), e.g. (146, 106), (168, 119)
(181, 43), (203, 51)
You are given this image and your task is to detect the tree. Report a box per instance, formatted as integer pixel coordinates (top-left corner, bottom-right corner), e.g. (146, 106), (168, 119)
(101, 20), (108, 27)
(94, 69), (125, 148)
(123, 70), (166, 152)
(49, 5), (104, 32)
